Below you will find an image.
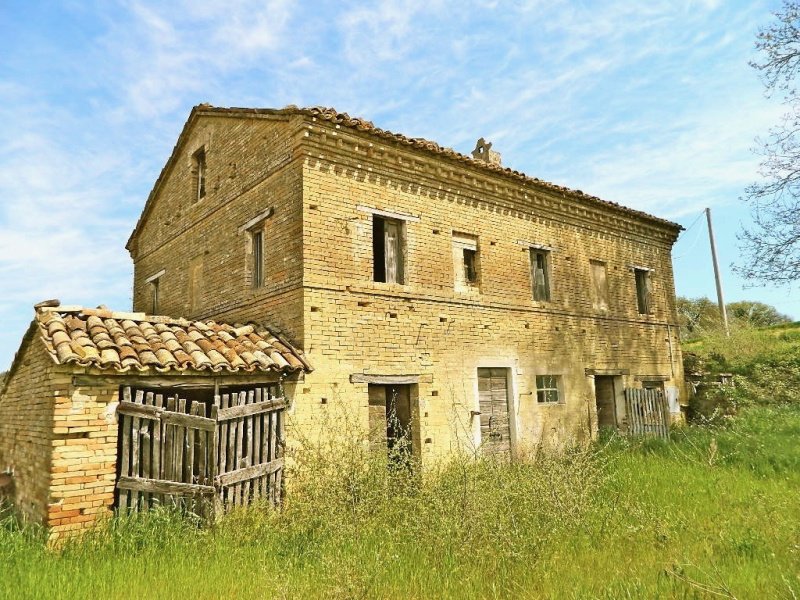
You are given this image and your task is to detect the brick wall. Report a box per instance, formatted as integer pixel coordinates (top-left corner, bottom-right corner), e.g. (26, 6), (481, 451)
(130, 112), (685, 465)
(0, 330), (63, 524)
(131, 114), (306, 343)
(294, 121), (684, 461)
(47, 377), (119, 539)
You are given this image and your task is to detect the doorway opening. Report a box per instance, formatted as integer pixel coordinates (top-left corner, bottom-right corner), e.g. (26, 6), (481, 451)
(477, 367), (512, 456)
(594, 375), (624, 430)
(367, 383), (418, 461)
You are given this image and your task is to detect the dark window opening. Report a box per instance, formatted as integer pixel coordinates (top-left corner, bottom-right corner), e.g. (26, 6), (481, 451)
(193, 148), (206, 202)
(252, 229), (264, 288)
(531, 249), (551, 301)
(463, 248), (478, 284)
(635, 269), (651, 314)
(372, 216), (404, 284)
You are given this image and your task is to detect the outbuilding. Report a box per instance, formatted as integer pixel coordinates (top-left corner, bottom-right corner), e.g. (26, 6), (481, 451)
(0, 300), (310, 538)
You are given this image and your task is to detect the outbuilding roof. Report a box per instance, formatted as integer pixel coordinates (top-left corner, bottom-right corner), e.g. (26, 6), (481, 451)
(31, 301), (311, 374)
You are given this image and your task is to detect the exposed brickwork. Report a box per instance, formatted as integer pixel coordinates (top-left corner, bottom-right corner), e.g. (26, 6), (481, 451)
(128, 109), (685, 465)
(47, 380), (119, 539)
(0, 330), (66, 525)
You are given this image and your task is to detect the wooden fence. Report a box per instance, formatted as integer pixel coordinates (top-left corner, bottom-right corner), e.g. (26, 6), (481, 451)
(624, 388), (670, 439)
(116, 384), (285, 518)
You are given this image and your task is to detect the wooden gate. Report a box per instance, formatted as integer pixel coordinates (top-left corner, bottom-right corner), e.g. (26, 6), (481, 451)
(116, 384), (285, 517)
(624, 388), (670, 439)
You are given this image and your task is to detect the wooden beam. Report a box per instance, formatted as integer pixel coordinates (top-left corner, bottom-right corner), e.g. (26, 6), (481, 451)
(584, 368), (630, 376)
(216, 399), (287, 421)
(350, 373), (432, 385)
(118, 402), (161, 420)
(72, 374), (283, 388)
(161, 411), (215, 432)
(116, 476), (215, 496)
(215, 458), (283, 487)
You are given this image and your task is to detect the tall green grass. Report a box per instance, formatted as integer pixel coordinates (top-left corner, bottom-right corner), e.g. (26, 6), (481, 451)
(2, 405), (799, 599)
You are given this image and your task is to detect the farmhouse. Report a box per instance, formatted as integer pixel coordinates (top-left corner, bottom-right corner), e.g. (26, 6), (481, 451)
(1, 104), (685, 535)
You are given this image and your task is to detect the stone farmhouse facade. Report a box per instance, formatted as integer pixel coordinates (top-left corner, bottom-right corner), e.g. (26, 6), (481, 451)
(0, 104), (685, 536)
(127, 105), (685, 463)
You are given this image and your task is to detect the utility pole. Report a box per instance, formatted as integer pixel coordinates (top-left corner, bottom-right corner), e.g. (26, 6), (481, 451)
(705, 207), (730, 336)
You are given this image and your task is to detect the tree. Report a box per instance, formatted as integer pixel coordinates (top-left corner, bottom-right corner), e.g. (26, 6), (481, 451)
(726, 300), (792, 327)
(738, 1), (800, 284)
(676, 296), (792, 340)
(676, 296), (721, 339)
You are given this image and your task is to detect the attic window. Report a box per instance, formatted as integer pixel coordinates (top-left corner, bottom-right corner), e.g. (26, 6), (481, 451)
(193, 148), (206, 202)
(145, 269), (165, 314)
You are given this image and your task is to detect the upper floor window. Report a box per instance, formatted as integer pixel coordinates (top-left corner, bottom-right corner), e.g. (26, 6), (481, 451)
(145, 269), (165, 314)
(590, 260), (609, 311)
(252, 228), (264, 288)
(453, 233), (479, 290)
(634, 268), (652, 314)
(193, 147), (206, 202)
(373, 216), (404, 284)
(530, 248), (551, 301)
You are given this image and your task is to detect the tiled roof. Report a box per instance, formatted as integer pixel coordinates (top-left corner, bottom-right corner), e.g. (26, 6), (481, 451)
(126, 104), (681, 250)
(32, 301), (311, 374)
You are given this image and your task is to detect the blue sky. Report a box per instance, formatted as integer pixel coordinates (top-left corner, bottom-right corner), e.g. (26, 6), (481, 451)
(0, 0), (797, 369)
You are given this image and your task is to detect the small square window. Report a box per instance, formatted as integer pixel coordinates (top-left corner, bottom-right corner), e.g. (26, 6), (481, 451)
(530, 249), (550, 301)
(536, 375), (561, 403)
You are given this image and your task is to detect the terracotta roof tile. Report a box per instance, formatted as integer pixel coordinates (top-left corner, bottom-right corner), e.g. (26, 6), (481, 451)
(33, 303), (311, 374)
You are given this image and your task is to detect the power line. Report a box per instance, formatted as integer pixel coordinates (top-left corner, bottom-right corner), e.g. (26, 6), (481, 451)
(673, 209), (707, 260)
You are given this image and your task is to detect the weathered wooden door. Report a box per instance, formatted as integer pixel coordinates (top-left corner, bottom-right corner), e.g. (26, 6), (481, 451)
(625, 388), (670, 439)
(117, 387), (217, 515)
(594, 376), (618, 429)
(477, 368), (511, 456)
(116, 384), (286, 517)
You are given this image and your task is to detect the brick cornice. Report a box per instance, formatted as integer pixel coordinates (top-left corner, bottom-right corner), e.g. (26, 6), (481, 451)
(299, 121), (680, 249)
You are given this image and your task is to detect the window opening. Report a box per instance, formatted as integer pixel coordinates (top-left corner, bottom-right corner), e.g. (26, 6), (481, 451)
(590, 260), (608, 310)
(373, 216), (404, 284)
(536, 375), (560, 403)
(252, 229), (264, 288)
(193, 148), (206, 202)
(453, 233), (479, 290)
(634, 269), (651, 314)
(530, 249), (551, 301)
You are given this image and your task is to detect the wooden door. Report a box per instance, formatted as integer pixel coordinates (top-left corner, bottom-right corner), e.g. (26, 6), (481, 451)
(477, 368), (511, 456)
(594, 376), (618, 429)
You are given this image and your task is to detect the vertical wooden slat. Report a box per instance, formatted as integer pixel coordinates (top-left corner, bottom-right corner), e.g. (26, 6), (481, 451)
(211, 403), (221, 519)
(140, 392), (154, 510)
(221, 394), (231, 473)
(233, 392), (246, 507)
(268, 408), (278, 505)
(243, 390), (255, 505)
(176, 398), (187, 487)
(253, 391), (263, 502)
(165, 396), (176, 482)
(260, 388), (270, 498)
(118, 386), (132, 511)
(130, 390), (144, 510)
(186, 401), (197, 486)
(153, 393), (163, 506)
(275, 406), (284, 505)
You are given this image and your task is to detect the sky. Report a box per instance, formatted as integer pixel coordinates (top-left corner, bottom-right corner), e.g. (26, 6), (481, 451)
(0, 0), (797, 370)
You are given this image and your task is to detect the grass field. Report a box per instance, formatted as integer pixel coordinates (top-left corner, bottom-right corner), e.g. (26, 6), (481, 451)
(2, 404), (799, 599)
